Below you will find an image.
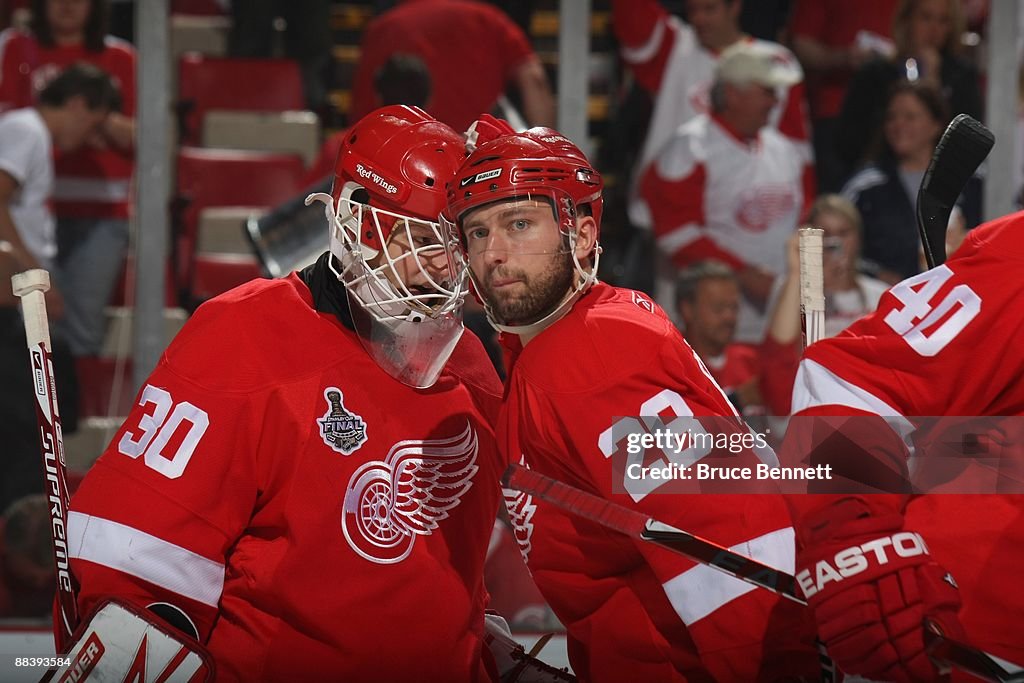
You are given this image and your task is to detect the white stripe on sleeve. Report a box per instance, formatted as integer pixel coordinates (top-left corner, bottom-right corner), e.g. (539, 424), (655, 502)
(661, 526), (795, 626)
(68, 511), (225, 607)
(790, 359), (916, 455)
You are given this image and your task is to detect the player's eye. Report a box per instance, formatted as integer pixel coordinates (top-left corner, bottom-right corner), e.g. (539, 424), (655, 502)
(413, 235), (439, 247)
(466, 227), (487, 241)
(509, 219), (530, 232)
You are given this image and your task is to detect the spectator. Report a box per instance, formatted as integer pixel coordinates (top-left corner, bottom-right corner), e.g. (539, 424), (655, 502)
(300, 53), (432, 188)
(841, 80), (979, 284)
(788, 0), (900, 191)
(641, 42), (815, 343)
(612, 0), (811, 226)
(0, 495), (55, 619)
(350, 0), (555, 132)
(837, 0), (981, 176)
(0, 62), (120, 317)
(0, 0), (136, 358)
(676, 260), (763, 415)
(760, 194), (889, 416)
(228, 0), (331, 112)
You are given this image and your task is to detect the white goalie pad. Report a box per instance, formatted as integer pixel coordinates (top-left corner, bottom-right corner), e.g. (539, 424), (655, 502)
(46, 599), (213, 683)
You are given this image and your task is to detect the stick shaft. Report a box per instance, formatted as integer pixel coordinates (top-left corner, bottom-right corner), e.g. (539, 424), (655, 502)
(798, 227), (825, 350)
(11, 269), (78, 651)
(503, 465), (1024, 680)
(502, 464), (805, 603)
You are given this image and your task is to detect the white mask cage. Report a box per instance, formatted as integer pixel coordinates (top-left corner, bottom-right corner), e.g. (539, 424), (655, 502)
(306, 191), (468, 388)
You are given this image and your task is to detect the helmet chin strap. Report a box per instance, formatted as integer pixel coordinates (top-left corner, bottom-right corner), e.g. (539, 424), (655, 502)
(483, 243), (601, 337)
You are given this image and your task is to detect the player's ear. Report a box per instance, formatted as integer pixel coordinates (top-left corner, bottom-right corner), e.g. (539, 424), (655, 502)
(573, 215), (597, 260)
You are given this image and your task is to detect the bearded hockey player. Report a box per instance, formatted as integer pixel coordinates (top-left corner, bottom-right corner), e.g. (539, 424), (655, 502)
(444, 124), (822, 681)
(64, 105), (506, 681)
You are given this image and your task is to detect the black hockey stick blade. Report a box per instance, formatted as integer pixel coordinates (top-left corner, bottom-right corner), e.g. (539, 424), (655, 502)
(917, 114), (994, 269)
(501, 464), (806, 604)
(926, 620), (1024, 683)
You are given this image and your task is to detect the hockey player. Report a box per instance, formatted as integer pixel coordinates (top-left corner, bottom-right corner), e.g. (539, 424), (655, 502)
(782, 210), (1024, 680)
(65, 106), (506, 681)
(444, 125), (821, 681)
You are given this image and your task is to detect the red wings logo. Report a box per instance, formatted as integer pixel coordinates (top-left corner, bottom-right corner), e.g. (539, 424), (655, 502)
(503, 455), (537, 562)
(342, 423), (479, 564)
(735, 185), (797, 232)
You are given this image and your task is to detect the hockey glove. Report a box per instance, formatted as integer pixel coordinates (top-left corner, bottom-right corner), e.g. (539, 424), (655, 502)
(795, 500), (964, 682)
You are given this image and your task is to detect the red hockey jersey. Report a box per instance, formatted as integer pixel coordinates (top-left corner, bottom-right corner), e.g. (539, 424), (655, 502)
(499, 282), (820, 682)
(68, 273), (505, 682)
(784, 211), (1024, 667)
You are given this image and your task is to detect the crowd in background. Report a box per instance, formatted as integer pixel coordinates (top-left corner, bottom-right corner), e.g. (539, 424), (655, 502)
(0, 0), (1007, 631)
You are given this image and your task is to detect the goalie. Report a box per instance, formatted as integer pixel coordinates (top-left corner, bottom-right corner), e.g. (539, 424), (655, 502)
(62, 106), (510, 680)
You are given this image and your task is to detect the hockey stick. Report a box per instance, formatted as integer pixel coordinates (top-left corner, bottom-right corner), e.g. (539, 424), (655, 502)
(502, 463), (1024, 682)
(502, 463), (805, 604)
(11, 269), (79, 652)
(798, 227), (825, 349)
(925, 621), (1024, 683)
(917, 114), (994, 269)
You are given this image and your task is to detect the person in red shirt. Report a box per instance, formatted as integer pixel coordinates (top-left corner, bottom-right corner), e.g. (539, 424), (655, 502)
(68, 106), (506, 681)
(445, 123), (821, 681)
(675, 260), (762, 415)
(350, 0), (554, 132)
(788, 0), (899, 191)
(0, 0), (136, 357)
(780, 211), (1024, 680)
(301, 53), (433, 189)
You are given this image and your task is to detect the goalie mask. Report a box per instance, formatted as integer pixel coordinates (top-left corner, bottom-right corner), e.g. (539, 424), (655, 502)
(306, 105), (468, 388)
(442, 128), (603, 335)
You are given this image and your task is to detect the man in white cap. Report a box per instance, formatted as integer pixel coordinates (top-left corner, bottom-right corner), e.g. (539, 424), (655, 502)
(641, 41), (817, 345)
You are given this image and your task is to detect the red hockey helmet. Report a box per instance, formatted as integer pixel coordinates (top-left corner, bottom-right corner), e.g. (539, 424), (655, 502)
(305, 105), (470, 388)
(331, 104), (466, 257)
(442, 128), (604, 334)
(445, 127), (603, 238)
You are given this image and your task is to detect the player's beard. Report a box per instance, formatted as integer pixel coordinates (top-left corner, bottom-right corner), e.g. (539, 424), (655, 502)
(478, 251), (575, 325)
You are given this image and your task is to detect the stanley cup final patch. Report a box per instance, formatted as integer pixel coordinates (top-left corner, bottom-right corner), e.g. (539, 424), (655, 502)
(318, 387), (368, 455)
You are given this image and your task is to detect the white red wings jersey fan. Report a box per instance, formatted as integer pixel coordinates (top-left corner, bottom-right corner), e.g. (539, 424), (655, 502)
(498, 282), (821, 682)
(784, 211), (1024, 668)
(67, 274), (505, 681)
(610, 0), (811, 227)
(640, 114), (815, 342)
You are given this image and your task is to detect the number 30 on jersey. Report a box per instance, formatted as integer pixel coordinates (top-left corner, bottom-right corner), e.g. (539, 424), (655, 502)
(117, 385), (210, 478)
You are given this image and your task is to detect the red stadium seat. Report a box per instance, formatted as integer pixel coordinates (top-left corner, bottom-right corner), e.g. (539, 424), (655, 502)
(191, 253), (264, 300)
(177, 54), (305, 144)
(175, 147), (305, 298)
